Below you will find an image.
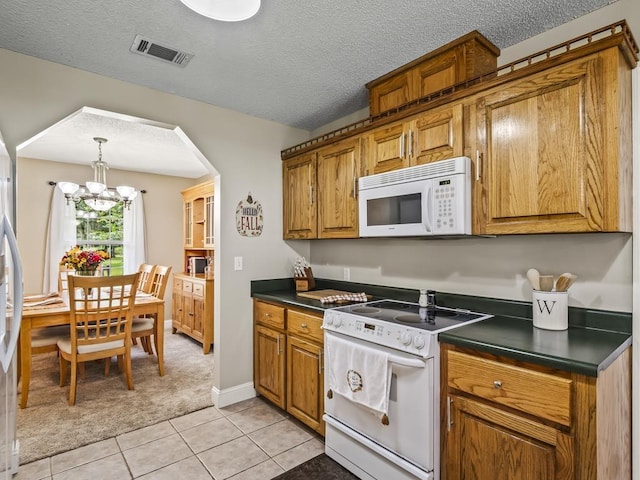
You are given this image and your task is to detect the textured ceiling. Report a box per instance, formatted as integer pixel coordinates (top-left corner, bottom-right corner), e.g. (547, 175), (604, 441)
(17, 107), (210, 178)
(0, 0), (615, 132)
(1, 0), (616, 177)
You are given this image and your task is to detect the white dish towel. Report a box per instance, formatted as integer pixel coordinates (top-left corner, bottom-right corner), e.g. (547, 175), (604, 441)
(325, 333), (392, 421)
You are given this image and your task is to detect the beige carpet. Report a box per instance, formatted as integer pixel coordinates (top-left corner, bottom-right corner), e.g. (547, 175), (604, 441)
(17, 326), (215, 465)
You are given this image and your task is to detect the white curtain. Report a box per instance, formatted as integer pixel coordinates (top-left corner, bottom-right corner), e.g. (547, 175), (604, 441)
(123, 194), (147, 274)
(43, 187), (77, 293)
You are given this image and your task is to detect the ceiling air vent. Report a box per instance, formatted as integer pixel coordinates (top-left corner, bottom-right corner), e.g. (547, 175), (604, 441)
(130, 34), (193, 67)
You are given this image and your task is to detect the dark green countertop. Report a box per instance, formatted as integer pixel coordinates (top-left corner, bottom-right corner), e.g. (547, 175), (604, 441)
(439, 316), (631, 376)
(251, 278), (632, 377)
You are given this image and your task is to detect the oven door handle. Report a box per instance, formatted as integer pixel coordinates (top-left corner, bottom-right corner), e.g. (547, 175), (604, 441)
(388, 354), (425, 369)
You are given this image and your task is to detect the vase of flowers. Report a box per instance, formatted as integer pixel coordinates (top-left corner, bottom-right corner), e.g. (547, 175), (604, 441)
(60, 246), (110, 295)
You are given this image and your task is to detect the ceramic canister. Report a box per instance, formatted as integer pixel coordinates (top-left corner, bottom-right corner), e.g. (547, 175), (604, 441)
(532, 290), (568, 330)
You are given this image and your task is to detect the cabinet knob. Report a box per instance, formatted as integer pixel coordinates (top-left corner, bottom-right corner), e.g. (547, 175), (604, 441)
(301, 323), (308, 329)
(493, 380), (502, 389)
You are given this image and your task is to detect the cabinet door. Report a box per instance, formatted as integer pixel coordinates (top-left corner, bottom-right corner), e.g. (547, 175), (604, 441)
(413, 49), (459, 98)
(191, 295), (205, 338)
(368, 73), (413, 116)
(204, 194), (214, 248)
(172, 289), (184, 329)
(183, 201), (193, 247)
(286, 335), (324, 434)
(446, 395), (572, 480)
(254, 325), (286, 409)
(410, 103), (463, 165)
(475, 57), (604, 234)
(317, 138), (360, 238)
(361, 121), (411, 175)
(283, 153), (317, 239)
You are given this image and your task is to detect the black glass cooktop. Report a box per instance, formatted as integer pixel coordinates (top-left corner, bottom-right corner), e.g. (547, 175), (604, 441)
(333, 299), (489, 332)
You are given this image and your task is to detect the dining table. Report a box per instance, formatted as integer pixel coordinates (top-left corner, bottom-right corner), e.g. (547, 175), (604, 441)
(19, 291), (165, 409)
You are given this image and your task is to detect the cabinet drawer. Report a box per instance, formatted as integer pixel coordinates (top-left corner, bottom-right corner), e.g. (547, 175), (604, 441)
(182, 280), (193, 293)
(447, 350), (572, 426)
(173, 277), (183, 291)
(287, 309), (323, 344)
(193, 281), (205, 297)
(254, 300), (285, 329)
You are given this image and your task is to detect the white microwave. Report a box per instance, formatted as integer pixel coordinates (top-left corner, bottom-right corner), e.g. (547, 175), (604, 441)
(358, 156), (472, 237)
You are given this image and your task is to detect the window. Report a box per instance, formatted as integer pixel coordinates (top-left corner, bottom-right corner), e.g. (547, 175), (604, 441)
(75, 201), (124, 276)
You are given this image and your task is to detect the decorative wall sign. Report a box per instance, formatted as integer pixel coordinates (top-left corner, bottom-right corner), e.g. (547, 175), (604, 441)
(236, 192), (263, 237)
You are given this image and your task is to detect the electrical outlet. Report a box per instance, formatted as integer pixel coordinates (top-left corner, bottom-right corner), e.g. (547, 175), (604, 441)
(343, 267), (350, 281)
(234, 256), (243, 271)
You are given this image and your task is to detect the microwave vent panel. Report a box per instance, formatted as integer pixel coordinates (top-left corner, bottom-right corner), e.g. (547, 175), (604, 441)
(359, 156), (470, 189)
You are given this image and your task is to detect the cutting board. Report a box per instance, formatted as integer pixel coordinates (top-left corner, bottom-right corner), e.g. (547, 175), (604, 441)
(296, 289), (370, 300)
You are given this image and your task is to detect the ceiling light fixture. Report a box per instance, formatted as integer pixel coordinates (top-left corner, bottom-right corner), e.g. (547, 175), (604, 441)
(57, 137), (138, 212)
(179, 0), (261, 22)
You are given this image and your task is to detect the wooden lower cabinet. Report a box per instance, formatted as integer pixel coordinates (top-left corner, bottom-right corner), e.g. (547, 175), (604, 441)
(171, 274), (214, 354)
(254, 325), (286, 409)
(253, 299), (325, 435)
(287, 335), (324, 434)
(442, 344), (631, 480)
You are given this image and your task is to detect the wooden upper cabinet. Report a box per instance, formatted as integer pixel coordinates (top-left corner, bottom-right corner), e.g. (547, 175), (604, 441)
(474, 47), (633, 235)
(361, 121), (411, 176)
(367, 31), (499, 116)
(368, 73), (412, 117)
(283, 152), (317, 239)
(411, 103), (464, 165)
(317, 138), (360, 238)
(362, 102), (464, 176)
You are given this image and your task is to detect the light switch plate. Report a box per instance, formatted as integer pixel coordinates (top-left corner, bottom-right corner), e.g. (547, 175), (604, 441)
(234, 256), (243, 271)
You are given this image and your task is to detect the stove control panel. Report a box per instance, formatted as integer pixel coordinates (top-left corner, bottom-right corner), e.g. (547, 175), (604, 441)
(323, 309), (434, 357)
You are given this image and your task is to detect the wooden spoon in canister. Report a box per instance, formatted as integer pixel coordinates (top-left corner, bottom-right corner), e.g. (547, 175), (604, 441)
(526, 269), (540, 290)
(555, 273), (577, 292)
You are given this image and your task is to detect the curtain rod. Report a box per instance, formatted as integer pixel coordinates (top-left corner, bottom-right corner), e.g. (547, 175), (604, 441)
(47, 181), (147, 194)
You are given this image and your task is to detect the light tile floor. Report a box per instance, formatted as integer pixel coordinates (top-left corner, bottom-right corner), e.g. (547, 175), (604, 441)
(15, 397), (324, 480)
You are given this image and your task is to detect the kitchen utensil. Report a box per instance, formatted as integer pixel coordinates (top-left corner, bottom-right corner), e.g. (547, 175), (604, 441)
(538, 275), (554, 292)
(526, 269), (540, 290)
(555, 273), (577, 292)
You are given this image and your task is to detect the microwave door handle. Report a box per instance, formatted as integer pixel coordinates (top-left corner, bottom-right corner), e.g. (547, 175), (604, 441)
(425, 183), (433, 233)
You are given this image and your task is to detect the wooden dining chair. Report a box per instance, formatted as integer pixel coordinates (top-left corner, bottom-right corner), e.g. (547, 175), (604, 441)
(132, 265), (172, 356)
(137, 263), (157, 294)
(57, 273), (140, 406)
(58, 266), (74, 293)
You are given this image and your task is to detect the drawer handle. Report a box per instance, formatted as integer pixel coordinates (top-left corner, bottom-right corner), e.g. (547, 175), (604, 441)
(493, 380), (502, 389)
(264, 313), (271, 318)
(301, 323), (308, 329)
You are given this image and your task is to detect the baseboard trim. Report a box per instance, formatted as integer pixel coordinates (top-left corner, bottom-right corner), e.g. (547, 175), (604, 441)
(211, 382), (256, 408)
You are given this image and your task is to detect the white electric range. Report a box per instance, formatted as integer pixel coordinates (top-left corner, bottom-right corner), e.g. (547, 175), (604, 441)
(322, 299), (492, 480)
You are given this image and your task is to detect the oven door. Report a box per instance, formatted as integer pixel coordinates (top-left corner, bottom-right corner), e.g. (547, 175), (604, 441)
(324, 331), (434, 471)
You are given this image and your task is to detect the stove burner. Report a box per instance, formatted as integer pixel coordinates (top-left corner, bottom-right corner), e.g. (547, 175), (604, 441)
(351, 307), (382, 314)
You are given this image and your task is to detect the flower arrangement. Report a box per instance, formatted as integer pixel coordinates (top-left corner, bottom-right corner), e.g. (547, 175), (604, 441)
(60, 246), (110, 273)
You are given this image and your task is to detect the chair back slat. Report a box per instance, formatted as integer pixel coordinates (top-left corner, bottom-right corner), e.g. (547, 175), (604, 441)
(68, 273), (140, 351)
(137, 264), (157, 294)
(148, 265), (172, 300)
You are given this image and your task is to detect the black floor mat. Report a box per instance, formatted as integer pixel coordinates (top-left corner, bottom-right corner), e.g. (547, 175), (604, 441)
(273, 454), (359, 480)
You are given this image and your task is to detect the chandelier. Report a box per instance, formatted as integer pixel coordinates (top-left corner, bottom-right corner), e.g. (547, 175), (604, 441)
(179, 0), (261, 22)
(58, 137), (138, 212)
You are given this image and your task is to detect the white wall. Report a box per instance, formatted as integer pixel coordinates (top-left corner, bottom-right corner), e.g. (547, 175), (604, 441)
(0, 51), (309, 403)
(15, 156), (196, 315)
(309, 0), (639, 313)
